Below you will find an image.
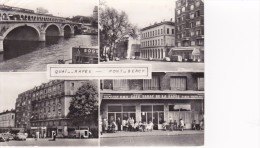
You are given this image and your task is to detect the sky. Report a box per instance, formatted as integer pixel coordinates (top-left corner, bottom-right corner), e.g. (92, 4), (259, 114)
(0, 0), (98, 17)
(0, 73), (48, 112)
(103, 0), (176, 28)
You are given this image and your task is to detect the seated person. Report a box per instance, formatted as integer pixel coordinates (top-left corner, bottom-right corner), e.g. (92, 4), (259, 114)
(146, 121), (154, 132)
(162, 121), (167, 131)
(169, 120), (174, 131)
(138, 121), (143, 132)
(142, 122), (147, 132)
(199, 120), (204, 130)
(192, 120), (197, 130)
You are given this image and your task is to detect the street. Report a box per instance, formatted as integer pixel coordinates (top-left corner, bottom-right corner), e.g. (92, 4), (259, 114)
(0, 138), (99, 146)
(101, 59), (204, 72)
(101, 133), (204, 146)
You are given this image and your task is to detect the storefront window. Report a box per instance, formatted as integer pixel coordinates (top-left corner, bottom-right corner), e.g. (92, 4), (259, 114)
(123, 106), (136, 112)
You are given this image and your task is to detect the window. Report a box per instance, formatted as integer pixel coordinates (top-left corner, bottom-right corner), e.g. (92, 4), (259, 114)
(191, 41), (196, 46)
(158, 39), (160, 45)
(167, 28), (169, 34)
(177, 2), (181, 7)
(196, 30), (201, 35)
(190, 5), (194, 10)
(170, 77), (187, 91)
(108, 105), (122, 112)
(190, 13), (195, 19)
(169, 104), (191, 111)
(161, 29), (163, 34)
(198, 77), (204, 90)
(177, 9), (181, 15)
(182, 7), (186, 12)
(190, 31), (194, 36)
(172, 29), (174, 34)
(123, 106), (136, 112)
(53, 106), (55, 111)
(113, 79), (129, 90)
(196, 20), (201, 26)
(143, 76), (160, 90)
(195, 10), (200, 17)
(177, 17), (181, 23)
(196, 1), (200, 7)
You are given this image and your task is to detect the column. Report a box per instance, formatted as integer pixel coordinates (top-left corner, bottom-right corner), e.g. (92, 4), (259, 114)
(39, 32), (46, 41)
(0, 36), (4, 52)
(59, 30), (64, 37)
(136, 103), (141, 122)
(70, 29), (75, 35)
(162, 48), (165, 58)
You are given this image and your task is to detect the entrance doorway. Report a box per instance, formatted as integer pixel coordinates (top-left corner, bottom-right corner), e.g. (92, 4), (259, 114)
(141, 105), (164, 129)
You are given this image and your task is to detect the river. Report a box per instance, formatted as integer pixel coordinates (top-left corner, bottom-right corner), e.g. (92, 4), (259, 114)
(0, 35), (98, 72)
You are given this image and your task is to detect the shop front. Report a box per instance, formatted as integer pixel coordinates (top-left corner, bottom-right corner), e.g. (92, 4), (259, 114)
(101, 92), (204, 130)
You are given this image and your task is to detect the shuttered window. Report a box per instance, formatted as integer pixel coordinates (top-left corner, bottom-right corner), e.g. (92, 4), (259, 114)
(198, 77), (204, 91)
(170, 77), (187, 91)
(143, 76), (160, 90)
(113, 79), (129, 90)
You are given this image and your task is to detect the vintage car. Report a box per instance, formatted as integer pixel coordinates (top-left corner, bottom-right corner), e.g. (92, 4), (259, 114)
(14, 133), (27, 141)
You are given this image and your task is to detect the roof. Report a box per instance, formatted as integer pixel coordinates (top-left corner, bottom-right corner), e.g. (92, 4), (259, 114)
(0, 110), (15, 115)
(141, 21), (175, 31)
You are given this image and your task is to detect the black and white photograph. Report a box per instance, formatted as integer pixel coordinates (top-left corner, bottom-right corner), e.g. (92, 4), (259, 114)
(0, 73), (99, 146)
(99, 72), (204, 146)
(0, 0), (98, 71)
(99, 0), (204, 72)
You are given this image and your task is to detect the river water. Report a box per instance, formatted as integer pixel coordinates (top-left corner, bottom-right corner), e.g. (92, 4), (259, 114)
(0, 35), (98, 72)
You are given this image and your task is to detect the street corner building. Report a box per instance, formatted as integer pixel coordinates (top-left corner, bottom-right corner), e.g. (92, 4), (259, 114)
(15, 80), (98, 138)
(0, 110), (15, 133)
(140, 20), (175, 60)
(100, 72), (204, 130)
(172, 0), (204, 61)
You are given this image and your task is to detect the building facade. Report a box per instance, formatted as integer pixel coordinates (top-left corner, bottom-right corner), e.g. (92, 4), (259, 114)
(0, 110), (15, 133)
(15, 80), (96, 138)
(114, 36), (141, 59)
(140, 21), (175, 60)
(100, 72), (204, 130)
(175, 0), (204, 47)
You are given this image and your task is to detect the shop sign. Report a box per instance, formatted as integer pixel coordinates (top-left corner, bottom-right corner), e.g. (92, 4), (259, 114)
(103, 93), (204, 99)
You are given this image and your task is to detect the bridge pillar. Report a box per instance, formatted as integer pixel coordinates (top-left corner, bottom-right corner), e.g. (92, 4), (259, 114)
(70, 30), (75, 35)
(39, 32), (46, 41)
(59, 30), (64, 36)
(0, 37), (3, 53)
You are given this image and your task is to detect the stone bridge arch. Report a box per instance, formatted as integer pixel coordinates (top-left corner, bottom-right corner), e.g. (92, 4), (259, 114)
(1, 24), (41, 41)
(44, 23), (62, 37)
(62, 24), (74, 36)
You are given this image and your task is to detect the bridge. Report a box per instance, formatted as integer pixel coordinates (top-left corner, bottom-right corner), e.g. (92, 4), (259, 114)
(0, 5), (82, 52)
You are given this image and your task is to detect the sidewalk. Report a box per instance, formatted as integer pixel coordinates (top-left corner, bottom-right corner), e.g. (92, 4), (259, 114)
(101, 130), (204, 138)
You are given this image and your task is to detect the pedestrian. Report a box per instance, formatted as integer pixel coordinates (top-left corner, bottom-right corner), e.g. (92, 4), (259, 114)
(179, 119), (185, 131)
(53, 131), (56, 141)
(116, 117), (122, 131)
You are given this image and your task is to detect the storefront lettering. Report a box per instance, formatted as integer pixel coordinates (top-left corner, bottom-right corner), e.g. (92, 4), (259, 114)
(103, 94), (204, 99)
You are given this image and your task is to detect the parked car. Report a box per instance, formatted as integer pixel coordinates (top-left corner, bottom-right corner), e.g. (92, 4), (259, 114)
(171, 55), (182, 62)
(14, 133), (27, 141)
(1, 133), (14, 140)
(148, 57), (153, 61)
(163, 57), (171, 62)
(0, 134), (9, 142)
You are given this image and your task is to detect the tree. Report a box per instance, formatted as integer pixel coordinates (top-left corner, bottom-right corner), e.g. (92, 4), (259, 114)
(67, 81), (98, 129)
(100, 6), (139, 60)
(36, 7), (49, 14)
